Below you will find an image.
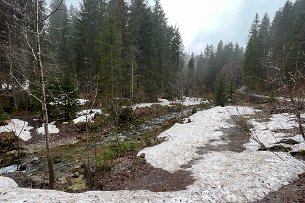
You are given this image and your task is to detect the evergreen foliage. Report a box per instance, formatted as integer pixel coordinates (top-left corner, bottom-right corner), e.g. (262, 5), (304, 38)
(214, 78), (226, 107)
(244, 0), (305, 92)
(47, 71), (78, 119)
(0, 108), (8, 124)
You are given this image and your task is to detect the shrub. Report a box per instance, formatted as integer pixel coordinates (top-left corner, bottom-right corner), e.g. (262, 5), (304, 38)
(118, 108), (134, 125)
(121, 140), (138, 154)
(191, 108), (197, 115)
(143, 132), (152, 146)
(0, 108), (8, 125)
(96, 148), (116, 171)
(96, 138), (138, 171)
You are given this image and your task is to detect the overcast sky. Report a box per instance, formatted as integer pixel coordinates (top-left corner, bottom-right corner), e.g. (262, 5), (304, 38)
(64, 0), (290, 53)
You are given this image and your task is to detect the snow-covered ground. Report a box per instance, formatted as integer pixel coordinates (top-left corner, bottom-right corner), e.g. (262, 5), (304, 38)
(1, 106), (305, 202)
(132, 97), (209, 109)
(0, 119), (33, 141)
(245, 113), (305, 151)
(50, 98), (89, 106)
(37, 122), (60, 135)
(73, 109), (102, 124)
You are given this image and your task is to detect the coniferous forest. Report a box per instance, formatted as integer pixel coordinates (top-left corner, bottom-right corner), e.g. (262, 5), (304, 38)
(1, 0), (305, 201)
(2, 0), (304, 112)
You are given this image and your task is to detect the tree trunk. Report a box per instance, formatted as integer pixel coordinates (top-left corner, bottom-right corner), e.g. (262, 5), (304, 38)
(36, 0), (54, 189)
(289, 92), (305, 141)
(296, 111), (305, 141)
(6, 23), (18, 110)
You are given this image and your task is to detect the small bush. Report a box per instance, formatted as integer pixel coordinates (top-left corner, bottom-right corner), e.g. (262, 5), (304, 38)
(109, 137), (138, 156)
(118, 108), (134, 125)
(121, 140), (138, 153)
(143, 132), (152, 146)
(75, 122), (87, 132)
(0, 109), (9, 125)
(96, 148), (116, 171)
(96, 138), (138, 171)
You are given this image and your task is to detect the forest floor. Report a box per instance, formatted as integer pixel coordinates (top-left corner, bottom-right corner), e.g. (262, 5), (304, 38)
(1, 98), (305, 202)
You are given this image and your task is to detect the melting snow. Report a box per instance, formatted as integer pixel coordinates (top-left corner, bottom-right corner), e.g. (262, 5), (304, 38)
(37, 122), (59, 135)
(139, 106), (256, 172)
(133, 97), (209, 109)
(0, 119), (33, 141)
(73, 109), (102, 124)
(180, 97), (209, 106)
(246, 113), (305, 151)
(1, 106), (305, 202)
(77, 99), (89, 105)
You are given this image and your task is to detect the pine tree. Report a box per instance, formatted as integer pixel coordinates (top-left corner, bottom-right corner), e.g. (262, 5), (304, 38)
(75, 0), (106, 93)
(99, 0), (126, 99)
(244, 14), (261, 91)
(186, 53), (196, 97)
(49, 0), (69, 66)
(215, 77), (226, 107)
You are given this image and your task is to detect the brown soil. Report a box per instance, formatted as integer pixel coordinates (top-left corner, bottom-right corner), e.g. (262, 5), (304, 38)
(3, 172), (33, 188)
(253, 173), (305, 203)
(93, 152), (194, 192)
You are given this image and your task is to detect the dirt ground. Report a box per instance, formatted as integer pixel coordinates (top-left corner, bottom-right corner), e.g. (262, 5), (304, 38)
(253, 172), (305, 203)
(93, 152), (194, 192)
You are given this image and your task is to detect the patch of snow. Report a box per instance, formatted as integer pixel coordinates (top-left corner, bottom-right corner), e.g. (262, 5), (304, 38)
(0, 119), (33, 141)
(132, 99), (167, 109)
(133, 97), (209, 109)
(73, 109), (102, 124)
(37, 122), (59, 135)
(1, 83), (15, 90)
(245, 113), (305, 151)
(22, 80), (30, 90)
(76, 109), (102, 117)
(190, 151), (304, 202)
(266, 113), (297, 131)
(77, 99), (89, 105)
(180, 97), (209, 106)
(0, 164), (18, 174)
(0, 176), (18, 189)
(50, 98), (89, 106)
(1, 106), (304, 202)
(139, 106), (255, 172)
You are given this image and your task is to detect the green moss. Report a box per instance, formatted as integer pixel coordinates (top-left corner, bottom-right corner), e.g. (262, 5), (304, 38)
(66, 175), (86, 192)
(143, 132), (152, 146)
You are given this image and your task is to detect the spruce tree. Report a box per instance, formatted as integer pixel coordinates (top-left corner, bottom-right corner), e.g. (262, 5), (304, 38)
(244, 14), (261, 91)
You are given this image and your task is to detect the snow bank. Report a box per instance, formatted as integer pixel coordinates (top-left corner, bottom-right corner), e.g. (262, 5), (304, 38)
(132, 99), (169, 109)
(1, 106), (305, 202)
(133, 97), (209, 109)
(50, 98), (89, 106)
(37, 122), (59, 135)
(246, 113), (305, 151)
(0, 176), (18, 189)
(0, 119), (33, 141)
(139, 106), (255, 172)
(190, 151), (304, 202)
(180, 97), (209, 106)
(73, 109), (102, 124)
